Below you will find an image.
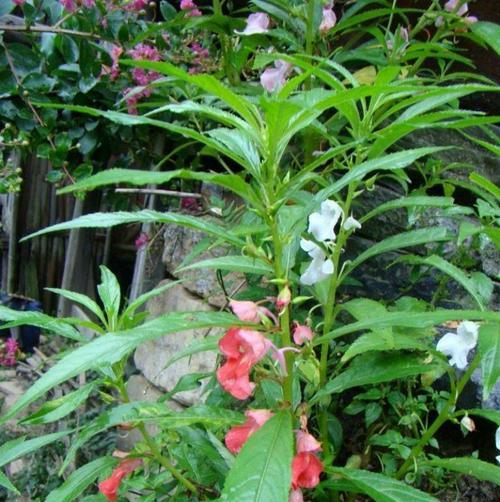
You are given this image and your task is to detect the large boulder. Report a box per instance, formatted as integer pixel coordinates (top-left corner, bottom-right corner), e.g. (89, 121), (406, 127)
(134, 280), (220, 406)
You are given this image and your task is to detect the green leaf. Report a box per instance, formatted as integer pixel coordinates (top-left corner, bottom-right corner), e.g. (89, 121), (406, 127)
(463, 408), (500, 425)
(312, 353), (443, 403)
(471, 22), (500, 55)
(315, 310), (500, 344)
(45, 457), (116, 502)
(330, 467), (439, 501)
(361, 196), (454, 223)
(221, 411), (293, 502)
(22, 209), (244, 247)
(0, 470), (19, 494)
(19, 383), (96, 425)
(469, 172), (500, 200)
(478, 323), (500, 400)
(0, 311), (244, 424)
(0, 305), (86, 342)
(178, 256), (274, 276)
(46, 288), (106, 325)
(344, 228), (451, 277)
(97, 265), (121, 322)
(161, 334), (220, 371)
(424, 457), (500, 486)
(0, 431), (71, 469)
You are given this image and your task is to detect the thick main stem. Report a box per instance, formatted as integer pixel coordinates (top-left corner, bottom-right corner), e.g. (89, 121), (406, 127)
(395, 355), (480, 479)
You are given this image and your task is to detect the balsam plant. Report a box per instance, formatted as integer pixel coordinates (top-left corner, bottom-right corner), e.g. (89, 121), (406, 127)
(1, 1), (500, 501)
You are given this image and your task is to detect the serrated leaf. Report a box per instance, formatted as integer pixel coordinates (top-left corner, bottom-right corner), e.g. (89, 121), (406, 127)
(0, 311), (245, 424)
(97, 265), (121, 322)
(221, 411), (293, 502)
(312, 353), (442, 403)
(45, 457), (116, 502)
(330, 467), (439, 501)
(424, 457), (500, 485)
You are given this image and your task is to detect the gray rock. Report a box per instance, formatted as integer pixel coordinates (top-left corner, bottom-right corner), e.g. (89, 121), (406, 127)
(471, 368), (500, 411)
(162, 218), (245, 308)
(134, 280), (220, 406)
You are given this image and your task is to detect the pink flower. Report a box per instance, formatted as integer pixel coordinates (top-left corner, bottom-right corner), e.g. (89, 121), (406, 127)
(260, 60), (292, 93)
(129, 43), (161, 62)
(225, 409), (273, 453)
(60, 0), (76, 12)
(81, 0), (95, 7)
(289, 489), (304, 502)
(0, 338), (19, 366)
(319, 4), (337, 34)
(135, 232), (149, 250)
(445, 0), (468, 16)
(99, 458), (142, 502)
(296, 431), (322, 453)
(229, 300), (261, 323)
(236, 12), (270, 35)
(12, 0), (25, 6)
(180, 0), (201, 16)
(276, 286), (291, 313)
(125, 0), (148, 11)
(464, 15), (477, 24)
(293, 323), (313, 345)
(217, 328), (270, 400)
(291, 452), (323, 489)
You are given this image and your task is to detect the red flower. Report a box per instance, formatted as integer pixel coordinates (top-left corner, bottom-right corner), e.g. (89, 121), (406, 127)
(291, 452), (323, 489)
(217, 328), (270, 400)
(225, 409), (273, 453)
(295, 431), (322, 454)
(98, 458), (142, 501)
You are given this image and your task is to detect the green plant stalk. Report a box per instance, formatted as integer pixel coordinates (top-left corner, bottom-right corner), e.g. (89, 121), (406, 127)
(116, 381), (199, 495)
(303, 0), (316, 165)
(318, 184), (356, 455)
(271, 219), (294, 405)
(395, 354), (481, 479)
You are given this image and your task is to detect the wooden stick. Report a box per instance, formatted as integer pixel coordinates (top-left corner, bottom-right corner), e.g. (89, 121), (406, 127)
(115, 188), (202, 198)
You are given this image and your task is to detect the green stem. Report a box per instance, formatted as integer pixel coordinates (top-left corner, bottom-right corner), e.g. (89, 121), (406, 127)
(271, 218), (293, 405)
(303, 0), (316, 164)
(395, 355), (480, 479)
(116, 381), (199, 495)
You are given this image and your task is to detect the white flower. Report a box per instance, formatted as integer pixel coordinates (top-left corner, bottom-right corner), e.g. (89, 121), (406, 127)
(460, 415), (476, 432)
(308, 200), (343, 242)
(496, 427), (500, 463)
(343, 215), (361, 232)
(235, 12), (270, 35)
(299, 239), (334, 285)
(260, 60), (292, 93)
(319, 6), (337, 33)
(436, 321), (479, 370)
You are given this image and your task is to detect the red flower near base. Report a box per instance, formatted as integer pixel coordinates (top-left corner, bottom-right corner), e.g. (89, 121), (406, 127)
(291, 452), (323, 489)
(225, 409), (273, 453)
(99, 458), (142, 501)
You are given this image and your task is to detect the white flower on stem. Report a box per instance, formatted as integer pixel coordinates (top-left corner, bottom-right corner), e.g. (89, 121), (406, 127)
(308, 200), (344, 242)
(299, 239), (334, 285)
(436, 321), (479, 370)
(343, 215), (361, 232)
(235, 12), (270, 35)
(260, 60), (293, 93)
(460, 415), (476, 432)
(496, 427), (500, 463)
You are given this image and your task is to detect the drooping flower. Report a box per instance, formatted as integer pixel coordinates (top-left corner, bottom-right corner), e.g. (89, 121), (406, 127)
(296, 431), (322, 453)
(460, 415), (476, 432)
(444, 0), (468, 16)
(299, 239), (334, 286)
(260, 60), (293, 93)
(99, 458), (142, 502)
(293, 323), (313, 345)
(436, 321), (479, 370)
(229, 300), (261, 323)
(225, 409), (273, 453)
(217, 328), (270, 399)
(291, 453), (323, 489)
(343, 215), (361, 232)
(236, 12), (270, 35)
(308, 200), (344, 242)
(319, 2), (337, 34)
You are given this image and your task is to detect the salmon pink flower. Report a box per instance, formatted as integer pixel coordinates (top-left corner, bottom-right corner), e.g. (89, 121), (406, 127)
(293, 323), (313, 345)
(217, 357), (255, 400)
(99, 458), (142, 502)
(291, 452), (323, 489)
(229, 300), (261, 323)
(296, 431), (322, 453)
(236, 12), (270, 35)
(225, 409), (273, 453)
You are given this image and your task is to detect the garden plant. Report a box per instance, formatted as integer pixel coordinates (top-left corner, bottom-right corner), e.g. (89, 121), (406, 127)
(0, 0), (499, 501)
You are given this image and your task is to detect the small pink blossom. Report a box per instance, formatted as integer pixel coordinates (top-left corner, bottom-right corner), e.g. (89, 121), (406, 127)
(296, 430), (322, 453)
(0, 338), (19, 366)
(236, 12), (270, 35)
(135, 232), (149, 250)
(81, 0), (95, 7)
(319, 5), (337, 34)
(260, 60), (292, 93)
(293, 323), (313, 345)
(12, 0), (25, 6)
(276, 286), (291, 313)
(445, 0), (468, 16)
(225, 409), (273, 453)
(125, 0), (148, 11)
(99, 458), (142, 502)
(60, 0), (76, 12)
(180, 0), (201, 16)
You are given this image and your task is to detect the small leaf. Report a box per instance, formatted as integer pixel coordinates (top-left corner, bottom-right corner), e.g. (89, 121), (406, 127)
(221, 411), (293, 502)
(177, 256), (273, 276)
(46, 288), (106, 325)
(0, 470), (19, 494)
(478, 323), (500, 400)
(471, 21), (500, 55)
(424, 457), (500, 486)
(97, 265), (121, 322)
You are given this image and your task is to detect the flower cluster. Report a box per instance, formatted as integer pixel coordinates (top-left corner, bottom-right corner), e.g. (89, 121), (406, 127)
(300, 200), (361, 286)
(0, 337), (19, 366)
(59, 0), (95, 12)
(436, 0), (477, 27)
(180, 0), (202, 17)
(99, 458), (142, 501)
(189, 42), (210, 74)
